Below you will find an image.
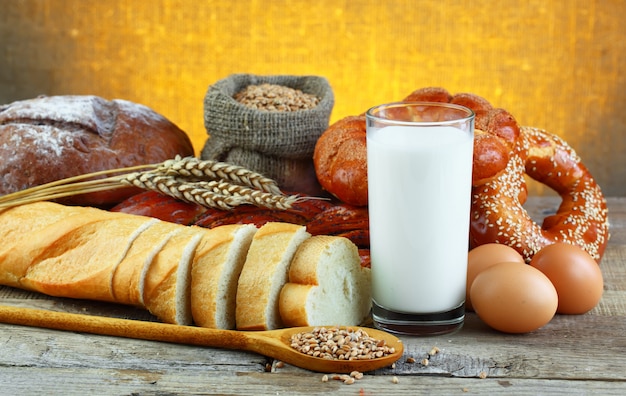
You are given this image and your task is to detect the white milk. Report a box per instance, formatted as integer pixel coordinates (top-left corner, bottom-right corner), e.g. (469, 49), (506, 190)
(367, 125), (473, 313)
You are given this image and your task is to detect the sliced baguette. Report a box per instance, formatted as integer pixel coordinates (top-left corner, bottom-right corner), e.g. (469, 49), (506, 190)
(278, 235), (372, 327)
(110, 219), (183, 306)
(236, 222), (311, 330)
(141, 226), (207, 325)
(191, 223), (257, 329)
(0, 202), (372, 331)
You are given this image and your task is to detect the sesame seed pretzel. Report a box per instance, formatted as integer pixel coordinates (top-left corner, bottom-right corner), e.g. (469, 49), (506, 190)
(470, 126), (609, 263)
(405, 88), (609, 263)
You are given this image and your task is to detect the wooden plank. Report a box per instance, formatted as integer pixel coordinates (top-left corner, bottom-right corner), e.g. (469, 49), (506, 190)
(396, 313), (626, 379)
(1, 366), (625, 395)
(0, 322), (268, 371)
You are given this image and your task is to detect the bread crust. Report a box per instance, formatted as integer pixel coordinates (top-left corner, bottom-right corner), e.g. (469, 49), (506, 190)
(20, 216), (154, 302)
(111, 219), (180, 306)
(0, 203), (108, 286)
(313, 115), (368, 206)
(278, 283), (312, 324)
(0, 202), (253, 326)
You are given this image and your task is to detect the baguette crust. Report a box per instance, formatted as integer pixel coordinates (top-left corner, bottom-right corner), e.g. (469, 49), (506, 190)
(236, 222), (311, 330)
(0, 203), (125, 287)
(279, 235), (372, 327)
(0, 202), (209, 325)
(19, 216), (152, 301)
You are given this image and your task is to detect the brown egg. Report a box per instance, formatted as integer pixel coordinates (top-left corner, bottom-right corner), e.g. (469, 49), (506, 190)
(470, 262), (558, 333)
(530, 242), (604, 314)
(466, 244), (525, 311)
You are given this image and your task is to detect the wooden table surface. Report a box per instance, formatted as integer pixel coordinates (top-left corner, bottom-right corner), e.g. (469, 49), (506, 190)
(0, 196), (624, 395)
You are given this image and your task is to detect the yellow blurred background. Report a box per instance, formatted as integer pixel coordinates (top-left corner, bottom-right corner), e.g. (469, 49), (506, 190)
(1, 0), (624, 196)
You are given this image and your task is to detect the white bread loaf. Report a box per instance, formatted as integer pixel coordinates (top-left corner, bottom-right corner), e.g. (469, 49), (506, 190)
(236, 222), (311, 330)
(279, 235), (372, 327)
(145, 224), (257, 327)
(191, 224), (257, 329)
(21, 216), (156, 301)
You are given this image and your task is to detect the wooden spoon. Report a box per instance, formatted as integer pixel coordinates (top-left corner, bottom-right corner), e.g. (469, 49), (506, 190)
(0, 305), (403, 373)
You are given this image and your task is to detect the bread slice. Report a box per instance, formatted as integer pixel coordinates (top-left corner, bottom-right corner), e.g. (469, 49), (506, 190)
(110, 219), (184, 306)
(142, 226), (207, 325)
(278, 235), (372, 327)
(191, 224), (257, 329)
(236, 222), (311, 330)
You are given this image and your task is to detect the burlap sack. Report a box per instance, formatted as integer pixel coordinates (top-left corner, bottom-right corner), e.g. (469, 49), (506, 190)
(200, 74), (334, 195)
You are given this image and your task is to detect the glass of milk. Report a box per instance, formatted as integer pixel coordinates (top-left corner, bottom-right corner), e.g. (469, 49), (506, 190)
(366, 102), (475, 336)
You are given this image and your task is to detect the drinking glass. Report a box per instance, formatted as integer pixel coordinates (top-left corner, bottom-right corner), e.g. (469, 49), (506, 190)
(366, 102), (475, 336)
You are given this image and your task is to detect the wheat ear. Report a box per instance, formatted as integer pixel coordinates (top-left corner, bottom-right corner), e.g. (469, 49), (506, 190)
(158, 156), (282, 195)
(0, 156), (300, 211)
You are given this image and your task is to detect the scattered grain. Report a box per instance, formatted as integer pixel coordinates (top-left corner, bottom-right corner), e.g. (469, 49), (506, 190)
(350, 371), (364, 380)
(343, 377), (356, 385)
(323, 372), (365, 386)
(429, 346), (440, 356)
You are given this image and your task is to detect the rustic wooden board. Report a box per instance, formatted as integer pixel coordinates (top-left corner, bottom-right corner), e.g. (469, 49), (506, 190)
(2, 367), (626, 395)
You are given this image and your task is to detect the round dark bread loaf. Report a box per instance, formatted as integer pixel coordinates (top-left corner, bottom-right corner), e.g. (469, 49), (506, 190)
(0, 95), (194, 206)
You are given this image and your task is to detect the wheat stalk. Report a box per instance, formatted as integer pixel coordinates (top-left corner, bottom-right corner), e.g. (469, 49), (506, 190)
(122, 172), (299, 210)
(158, 156), (282, 195)
(0, 156), (300, 211)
